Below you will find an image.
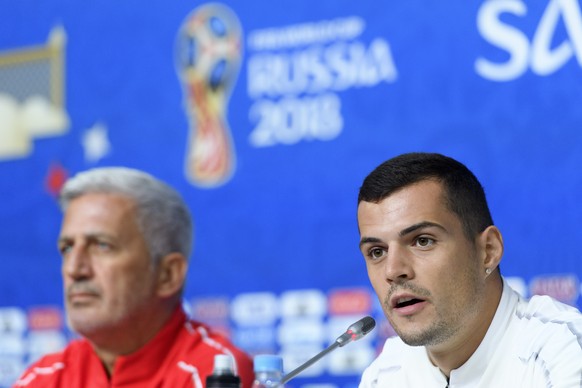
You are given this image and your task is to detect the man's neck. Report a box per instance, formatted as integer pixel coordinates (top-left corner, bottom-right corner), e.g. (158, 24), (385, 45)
(90, 302), (180, 378)
(427, 276), (503, 377)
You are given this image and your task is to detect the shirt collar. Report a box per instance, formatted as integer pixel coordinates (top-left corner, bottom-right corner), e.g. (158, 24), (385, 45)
(110, 306), (189, 384)
(447, 277), (518, 385)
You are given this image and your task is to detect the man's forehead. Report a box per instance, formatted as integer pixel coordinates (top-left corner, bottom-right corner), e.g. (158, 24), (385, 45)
(357, 183), (459, 235)
(360, 181), (447, 209)
(60, 193), (139, 236)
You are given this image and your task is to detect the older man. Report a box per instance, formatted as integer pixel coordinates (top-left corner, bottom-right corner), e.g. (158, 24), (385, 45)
(15, 167), (254, 387)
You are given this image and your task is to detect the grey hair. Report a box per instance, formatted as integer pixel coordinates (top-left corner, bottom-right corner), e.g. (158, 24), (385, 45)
(58, 167), (193, 265)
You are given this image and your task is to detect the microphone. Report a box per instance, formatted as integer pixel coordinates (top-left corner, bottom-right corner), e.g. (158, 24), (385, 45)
(279, 316), (376, 385)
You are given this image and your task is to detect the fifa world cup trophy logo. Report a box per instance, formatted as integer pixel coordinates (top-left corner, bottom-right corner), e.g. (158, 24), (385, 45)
(175, 3), (242, 187)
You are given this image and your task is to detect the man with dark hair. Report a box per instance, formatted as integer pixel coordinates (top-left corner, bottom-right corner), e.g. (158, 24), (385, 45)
(14, 167), (254, 387)
(357, 153), (582, 387)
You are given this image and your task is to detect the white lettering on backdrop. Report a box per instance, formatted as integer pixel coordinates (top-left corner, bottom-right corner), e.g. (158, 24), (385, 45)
(246, 17), (398, 147)
(476, 0), (582, 81)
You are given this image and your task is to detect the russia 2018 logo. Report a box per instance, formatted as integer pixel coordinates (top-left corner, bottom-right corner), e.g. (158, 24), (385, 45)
(175, 3), (243, 188)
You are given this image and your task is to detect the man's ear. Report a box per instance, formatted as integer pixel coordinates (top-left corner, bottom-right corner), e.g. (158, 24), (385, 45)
(156, 253), (188, 298)
(478, 225), (504, 273)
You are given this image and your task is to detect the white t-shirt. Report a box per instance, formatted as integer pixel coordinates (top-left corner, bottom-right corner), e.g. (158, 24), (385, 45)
(359, 278), (582, 388)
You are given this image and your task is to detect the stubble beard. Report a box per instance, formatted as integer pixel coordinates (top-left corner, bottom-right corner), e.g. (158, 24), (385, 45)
(383, 284), (458, 347)
(65, 294), (149, 340)
(383, 266), (483, 347)
(390, 310), (459, 347)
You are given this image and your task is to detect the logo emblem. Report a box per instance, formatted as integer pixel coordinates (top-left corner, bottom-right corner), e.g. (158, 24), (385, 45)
(175, 3), (243, 187)
(0, 26), (69, 160)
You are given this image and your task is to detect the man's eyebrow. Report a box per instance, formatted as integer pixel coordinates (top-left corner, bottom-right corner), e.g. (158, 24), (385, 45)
(359, 236), (383, 249)
(399, 221), (446, 237)
(57, 236), (69, 245)
(57, 232), (112, 244)
(57, 234), (75, 243)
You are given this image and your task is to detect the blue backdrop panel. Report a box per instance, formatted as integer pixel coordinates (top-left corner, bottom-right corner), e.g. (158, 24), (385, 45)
(0, 1), (581, 387)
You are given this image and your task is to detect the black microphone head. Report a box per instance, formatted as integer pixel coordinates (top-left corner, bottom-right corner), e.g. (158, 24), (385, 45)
(336, 316), (376, 346)
(356, 316), (376, 335)
(349, 316), (376, 337)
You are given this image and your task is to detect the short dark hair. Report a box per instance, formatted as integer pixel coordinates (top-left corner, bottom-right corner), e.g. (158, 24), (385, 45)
(358, 152), (494, 239)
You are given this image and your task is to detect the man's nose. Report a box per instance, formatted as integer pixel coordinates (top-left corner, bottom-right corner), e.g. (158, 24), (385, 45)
(63, 246), (93, 280)
(384, 244), (414, 283)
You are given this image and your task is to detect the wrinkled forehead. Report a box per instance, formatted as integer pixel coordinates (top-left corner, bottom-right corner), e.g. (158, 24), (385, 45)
(60, 193), (139, 234)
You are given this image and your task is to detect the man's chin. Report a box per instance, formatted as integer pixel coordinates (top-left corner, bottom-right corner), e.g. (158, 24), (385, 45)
(66, 312), (106, 334)
(389, 319), (431, 346)
(399, 333), (431, 347)
(396, 324), (455, 347)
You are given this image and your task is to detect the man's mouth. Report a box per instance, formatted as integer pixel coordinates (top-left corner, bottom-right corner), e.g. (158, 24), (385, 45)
(68, 292), (98, 303)
(67, 287), (100, 305)
(394, 297), (424, 309)
(388, 292), (428, 316)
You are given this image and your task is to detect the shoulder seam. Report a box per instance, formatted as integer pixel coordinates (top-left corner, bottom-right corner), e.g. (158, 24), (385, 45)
(515, 309), (582, 352)
(14, 362), (65, 386)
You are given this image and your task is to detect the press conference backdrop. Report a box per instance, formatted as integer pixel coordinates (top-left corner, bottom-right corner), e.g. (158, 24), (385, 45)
(1, 0), (581, 386)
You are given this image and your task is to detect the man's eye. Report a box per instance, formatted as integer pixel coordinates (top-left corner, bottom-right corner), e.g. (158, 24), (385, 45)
(59, 244), (72, 255)
(95, 241), (112, 251)
(415, 237), (434, 247)
(369, 248), (385, 259)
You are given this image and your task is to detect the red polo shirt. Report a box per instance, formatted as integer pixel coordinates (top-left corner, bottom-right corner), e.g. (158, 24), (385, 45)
(14, 307), (254, 387)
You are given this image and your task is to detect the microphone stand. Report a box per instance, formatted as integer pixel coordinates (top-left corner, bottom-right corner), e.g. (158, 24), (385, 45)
(279, 341), (341, 385)
(274, 316), (375, 386)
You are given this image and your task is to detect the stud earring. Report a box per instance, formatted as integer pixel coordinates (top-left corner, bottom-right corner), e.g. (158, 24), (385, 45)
(485, 268), (492, 275)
